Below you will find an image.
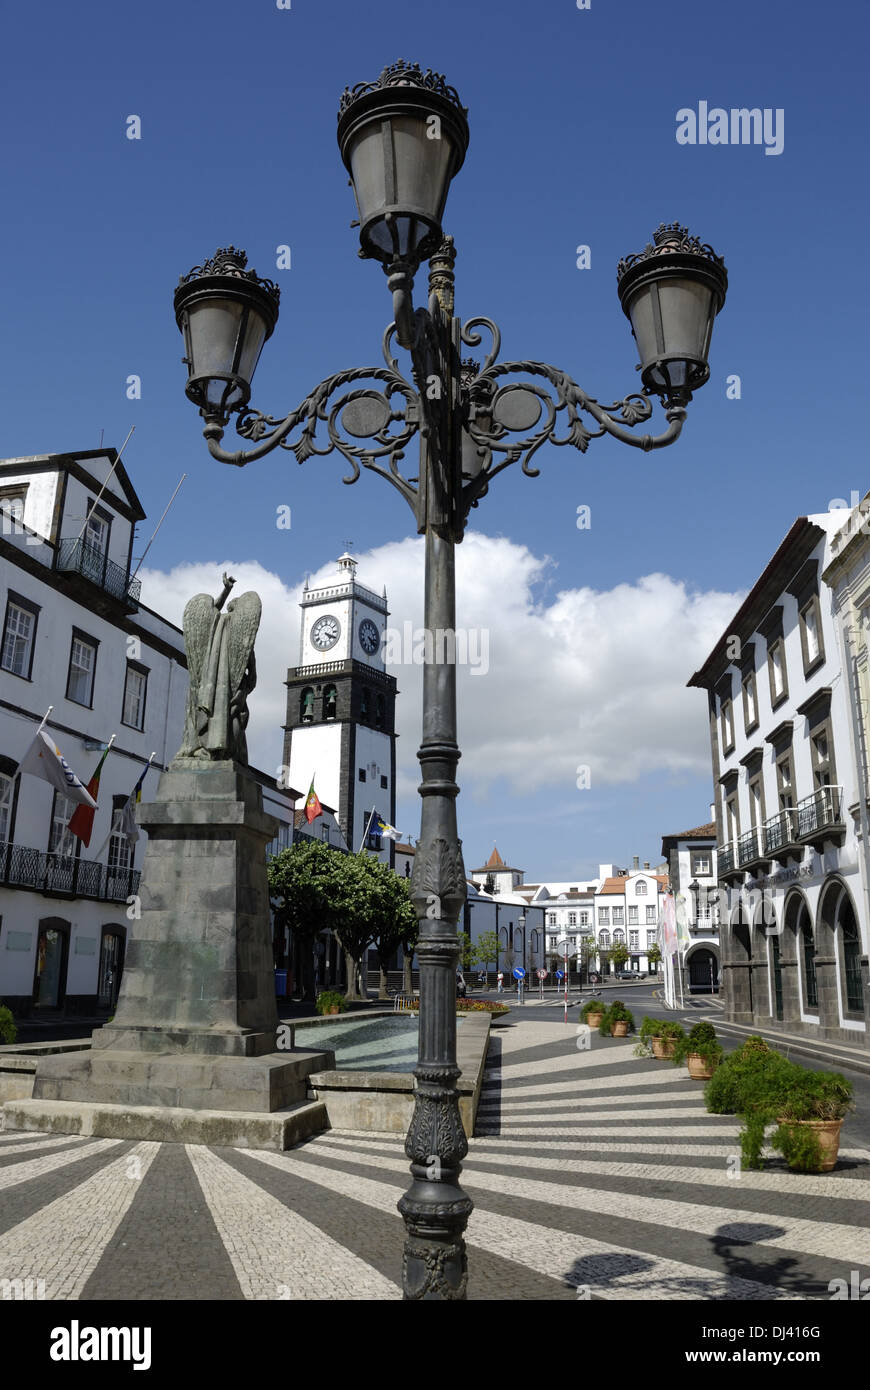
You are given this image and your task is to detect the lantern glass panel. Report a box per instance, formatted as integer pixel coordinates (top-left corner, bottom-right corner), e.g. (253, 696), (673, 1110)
(236, 310), (268, 390)
(628, 277), (714, 384)
(187, 299), (245, 380)
(348, 113), (454, 258)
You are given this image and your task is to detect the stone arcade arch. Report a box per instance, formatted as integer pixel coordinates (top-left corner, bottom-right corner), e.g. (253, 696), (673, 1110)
(783, 890), (817, 1023)
(816, 879), (868, 1042)
(727, 906), (753, 1022)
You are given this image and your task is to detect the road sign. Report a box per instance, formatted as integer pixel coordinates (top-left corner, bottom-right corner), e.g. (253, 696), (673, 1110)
(555, 969), (564, 980)
(536, 969), (547, 980)
(512, 967), (526, 980)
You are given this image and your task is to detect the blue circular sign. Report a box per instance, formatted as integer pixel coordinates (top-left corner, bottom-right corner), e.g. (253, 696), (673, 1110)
(512, 967), (526, 980)
(555, 970), (565, 980)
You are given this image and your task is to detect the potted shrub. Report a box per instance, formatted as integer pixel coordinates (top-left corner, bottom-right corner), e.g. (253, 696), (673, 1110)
(315, 990), (347, 1016)
(580, 998), (605, 1029)
(675, 1020), (722, 1079)
(705, 1035), (775, 1114)
(771, 1069), (854, 1173)
(635, 1016), (685, 1059)
(601, 1000), (634, 1037)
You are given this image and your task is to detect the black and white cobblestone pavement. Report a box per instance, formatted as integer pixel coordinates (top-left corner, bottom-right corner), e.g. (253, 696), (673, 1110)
(1, 1019), (869, 1300)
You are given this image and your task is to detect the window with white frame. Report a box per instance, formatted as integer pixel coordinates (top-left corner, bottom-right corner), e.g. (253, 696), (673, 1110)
(1, 598), (37, 678)
(647, 929), (656, 947)
(48, 792), (76, 857)
(568, 912), (576, 926)
(122, 664), (148, 730)
(579, 910), (589, 926)
(85, 507), (109, 556)
(629, 931), (639, 951)
(599, 930), (610, 950)
(691, 851), (712, 876)
(635, 879), (647, 895)
(628, 905), (638, 924)
(0, 771), (13, 842)
(66, 633), (97, 706)
(612, 906), (624, 926)
(108, 801), (132, 876)
(547, 913), (557, 927)
(598, 907), (610, 925)
(646, 905), (657, 924)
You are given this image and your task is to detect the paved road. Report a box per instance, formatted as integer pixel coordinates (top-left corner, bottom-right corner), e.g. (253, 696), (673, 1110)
(1, 1011), (869, 1300)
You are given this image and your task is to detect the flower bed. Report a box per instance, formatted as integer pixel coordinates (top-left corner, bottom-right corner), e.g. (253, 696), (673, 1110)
(456, 999), (510, 1015)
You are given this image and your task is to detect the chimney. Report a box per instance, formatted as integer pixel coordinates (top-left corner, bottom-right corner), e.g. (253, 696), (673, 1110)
(632, 855), (639, 871)
(644, 861), (650, 870)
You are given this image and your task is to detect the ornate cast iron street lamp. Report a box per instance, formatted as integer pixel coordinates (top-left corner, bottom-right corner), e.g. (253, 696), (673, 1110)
(173, 58), (728, 1301)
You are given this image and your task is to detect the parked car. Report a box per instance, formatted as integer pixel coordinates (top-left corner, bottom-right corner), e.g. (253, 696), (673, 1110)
(616, 970), (645, 980)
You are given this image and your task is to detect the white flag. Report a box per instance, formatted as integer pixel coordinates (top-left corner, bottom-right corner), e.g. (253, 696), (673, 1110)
(18, 731), (96, 808)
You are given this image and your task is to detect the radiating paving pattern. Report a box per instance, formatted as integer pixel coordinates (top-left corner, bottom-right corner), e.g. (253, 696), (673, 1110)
(0, 1020), (869, 1299)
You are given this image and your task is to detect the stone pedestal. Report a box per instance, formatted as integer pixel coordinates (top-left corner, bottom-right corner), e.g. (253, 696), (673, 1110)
(13, 761), (333, 1147)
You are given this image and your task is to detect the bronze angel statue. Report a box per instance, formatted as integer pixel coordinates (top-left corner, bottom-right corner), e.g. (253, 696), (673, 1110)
(177, 573), (261, 764)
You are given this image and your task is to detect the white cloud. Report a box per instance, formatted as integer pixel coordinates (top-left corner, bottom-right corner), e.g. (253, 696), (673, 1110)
(139, 537), (743, 817)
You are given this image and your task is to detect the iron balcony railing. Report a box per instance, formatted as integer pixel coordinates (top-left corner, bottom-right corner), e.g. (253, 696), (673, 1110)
(796, 785), (843, 839)
(738, 826), (764, 868)
(57, 537), (141, 607)
(763, 807), (797, 856)
(0, 842), (140, 903)
(717, 842), (736, 876)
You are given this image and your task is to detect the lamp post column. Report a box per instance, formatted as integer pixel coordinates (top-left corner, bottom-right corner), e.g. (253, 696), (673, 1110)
(400, 523), (473, 1298)
(399, 248), (473, 1299)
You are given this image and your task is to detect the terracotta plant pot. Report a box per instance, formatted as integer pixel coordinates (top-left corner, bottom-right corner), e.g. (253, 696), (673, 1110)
(686, 1052), (716, 1080)
(328, 1005), (341, 1015)
(586, 1012), (604, 1029)
(611, 1019), (629, 1037)
(651, 1036), (677, 1060)
(778, 1118), (843, 1172)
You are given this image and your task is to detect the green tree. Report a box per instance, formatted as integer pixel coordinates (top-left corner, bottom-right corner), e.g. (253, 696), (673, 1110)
(365, 858), (418, 999)
(470, 930), (500, 984)
(610, 941), (631, 972)
(647, 943), (662, 973)
(267, 841), (383, 1002)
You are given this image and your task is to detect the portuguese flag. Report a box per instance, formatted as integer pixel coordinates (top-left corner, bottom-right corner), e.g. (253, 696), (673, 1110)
(68, 744), (111, 846)
(304, 779), (322, 824)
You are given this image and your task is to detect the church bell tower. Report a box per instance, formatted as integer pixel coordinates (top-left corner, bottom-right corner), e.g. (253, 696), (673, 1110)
(282, 553), (398, 859)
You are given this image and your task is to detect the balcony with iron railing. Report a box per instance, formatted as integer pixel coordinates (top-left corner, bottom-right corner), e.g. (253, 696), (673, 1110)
(717, 841), (736, 878)
(796, 784), (844, 848)
(0, 842), (140, 903)
(737, 825), (766, 870)
(56, 537), (141, 608)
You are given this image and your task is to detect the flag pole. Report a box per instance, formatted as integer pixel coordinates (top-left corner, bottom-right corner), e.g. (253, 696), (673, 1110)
(356, 806), (376, 855)
(92, 750), (156, 863)
(74, 427), (135, 544)
(130, 473), (187, 581)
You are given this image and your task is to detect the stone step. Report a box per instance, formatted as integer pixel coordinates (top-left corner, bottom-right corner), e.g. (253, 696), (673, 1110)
(31, 1047), (334, 1114)
(2, 1096), (329, 1152)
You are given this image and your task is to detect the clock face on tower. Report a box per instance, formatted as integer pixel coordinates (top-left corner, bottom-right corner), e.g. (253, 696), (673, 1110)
(359, 618), (380, 655)
(311, 614), (341, 651)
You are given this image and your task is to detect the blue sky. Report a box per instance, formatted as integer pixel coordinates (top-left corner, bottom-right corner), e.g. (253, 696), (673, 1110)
(1, 0), (867, 879)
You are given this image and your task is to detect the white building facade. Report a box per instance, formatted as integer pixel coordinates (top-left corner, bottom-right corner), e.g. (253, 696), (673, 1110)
(659, 824), (720, 993)
(689, 513), (869, 1048)
(0, 448), (187, 1020)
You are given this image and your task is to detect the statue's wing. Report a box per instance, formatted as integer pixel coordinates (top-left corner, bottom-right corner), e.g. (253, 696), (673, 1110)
(227, 592), (262, 692)
(182, 594), (216, 695)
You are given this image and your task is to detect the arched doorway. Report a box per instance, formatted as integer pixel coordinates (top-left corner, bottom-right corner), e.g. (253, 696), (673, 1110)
(97, 925), (127, 1012)
(732, 919), (753, 1014)
(687, 948), (719, 993)
(840, 895), (865, 1016)
(32, 918), (70, 1009)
